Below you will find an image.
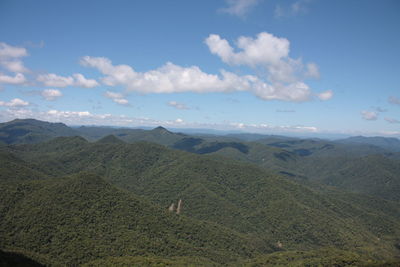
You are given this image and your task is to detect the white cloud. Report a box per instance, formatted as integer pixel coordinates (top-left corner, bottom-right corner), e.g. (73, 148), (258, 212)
(317, 90), (333, 101)
(388, 96), (400, 105)
(0, 60), (29, 73)
(167, 101), (189, 110)
(104, 90), (129, 105)
(0, 73), (26, 84)
(385, 117), (399, 124)
(0, 42), (27, 58)
(361, 111), (378, 121)
(219, 0), (260, 17)
(41, 89), (63, 101)
(0, 42), (29, 74)
(0, 98), (29, 107)
(205, 32), (291, 67)
(82, 56), (249, 92)
(72, 73), (99, 88)
(204, 32), (325, 102)
(37, 73), (74, 87)
(81, 56), (313, 102)
(37, 73), (98, 88)
(175, 118), (184, 124)
(230, 122), (318, 133)
(113, 98), (129, 105)
(47, 109), (91, 117)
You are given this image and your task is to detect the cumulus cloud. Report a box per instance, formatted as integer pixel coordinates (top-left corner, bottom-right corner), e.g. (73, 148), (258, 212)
(0, 42), (29, 74)
(0, 98), (29, 107)
(219, 0), (260, 17)
(47, 109), (92, 118)
(80, 32), (326, 103)
(388, 96), (400, 105)
(385, 117), (399, 124)
(0, 43), (27, 58)
(72, 73), (99, 88)
(205, 32), (291, 68)
(0, 73), (26, 84)
(41, 89), (62, 101)
(104, 90), (129, 105)
(317, 90), (333, 100)
(205, 32), (325, 101)
(81, 56), (248, 93)
(81, 56), (311, 102)
(1, 60), (29, 73)
(37, 73), (98, 88)
(37, 73), (73, 87)
(167, 101), (189, 110)
(361, 111), (378, 121)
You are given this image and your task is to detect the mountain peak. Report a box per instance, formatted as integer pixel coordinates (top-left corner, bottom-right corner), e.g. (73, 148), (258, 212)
(152, 126), (171, 134)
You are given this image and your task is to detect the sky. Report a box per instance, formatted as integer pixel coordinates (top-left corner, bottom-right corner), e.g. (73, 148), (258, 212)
(0, 0), (399, 137)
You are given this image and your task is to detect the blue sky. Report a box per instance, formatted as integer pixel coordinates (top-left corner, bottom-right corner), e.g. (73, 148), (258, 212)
(0, 0), (399, 137)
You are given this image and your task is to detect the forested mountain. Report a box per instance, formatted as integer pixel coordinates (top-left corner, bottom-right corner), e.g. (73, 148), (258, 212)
(0, 119), (79, 145)
(1, 119), (400, 265)
(1, 132), (400, 265)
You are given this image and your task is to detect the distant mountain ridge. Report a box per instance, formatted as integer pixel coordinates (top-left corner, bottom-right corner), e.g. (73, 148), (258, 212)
(1, 118), (400, 201)
(0, 119), (79, 145)
(337, 135), (400, 152)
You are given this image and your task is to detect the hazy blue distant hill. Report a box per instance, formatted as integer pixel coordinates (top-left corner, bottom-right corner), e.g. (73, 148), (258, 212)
(337, 136), (400, 152)
(226, 133), (297, 142)
(0, 119), (79, 145)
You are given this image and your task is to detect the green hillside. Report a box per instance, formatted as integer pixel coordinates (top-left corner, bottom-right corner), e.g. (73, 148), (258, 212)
(3, 138), (400, 262)
(1, 120), (400, 265)
(0, 173), (258, 266)
(179, 137), (400, 201)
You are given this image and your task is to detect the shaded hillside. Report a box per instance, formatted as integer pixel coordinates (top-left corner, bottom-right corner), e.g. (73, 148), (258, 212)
(0, 249), (44, 267)
(0, 119), (79, 145)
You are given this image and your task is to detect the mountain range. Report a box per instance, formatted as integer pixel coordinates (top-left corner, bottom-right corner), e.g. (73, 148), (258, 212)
(0, 118), (399, 266)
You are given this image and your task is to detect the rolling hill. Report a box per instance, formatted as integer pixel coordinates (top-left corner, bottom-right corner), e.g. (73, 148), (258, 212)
(1, 136), (400, 265)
